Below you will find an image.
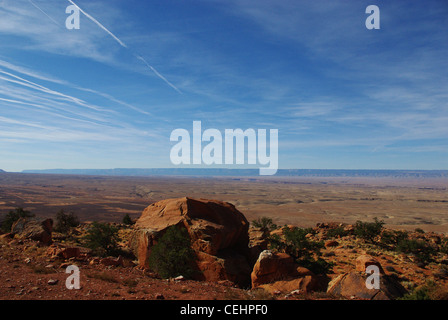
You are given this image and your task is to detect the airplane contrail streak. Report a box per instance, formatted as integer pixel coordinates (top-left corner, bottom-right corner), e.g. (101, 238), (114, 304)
(28, 0), (60, 26)
(66, 0), (181, 94)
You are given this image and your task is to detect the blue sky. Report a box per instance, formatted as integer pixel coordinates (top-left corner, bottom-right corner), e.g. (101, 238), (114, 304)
(0, 0), (447, 172)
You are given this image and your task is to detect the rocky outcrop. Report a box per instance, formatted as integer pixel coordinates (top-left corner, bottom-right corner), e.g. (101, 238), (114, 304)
(327, 255), (407, 300)
(251, 250), (297, 287)
(129, 197), (251, 287)
(11, 218), (53, 245)
(47, 244), (81, 259)
(248, 227), (269, 265)
(355, 254), (385, 274)
(251, 250), (326, 294)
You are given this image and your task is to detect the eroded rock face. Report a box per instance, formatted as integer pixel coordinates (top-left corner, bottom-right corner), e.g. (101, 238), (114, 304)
(251, 250), (297, 287)
(11, 218), (53, 245)
(327, 255), (407, 300)
(250, 250), (327, 294)
(129, 197), (251, 287)
(327, 271), (407, 300)
(355, 254), (385, 274)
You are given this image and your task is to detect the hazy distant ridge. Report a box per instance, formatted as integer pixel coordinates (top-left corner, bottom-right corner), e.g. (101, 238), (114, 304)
(20, 168), (448, 178)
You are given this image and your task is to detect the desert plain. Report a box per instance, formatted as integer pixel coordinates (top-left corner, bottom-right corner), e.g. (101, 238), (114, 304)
(0, 172), (447, 233)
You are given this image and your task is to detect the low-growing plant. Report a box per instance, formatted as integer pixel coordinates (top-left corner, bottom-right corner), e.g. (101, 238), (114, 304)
(122, 213), (134, 225)
(380, 229), (409, 248)
(82, 222), (120, 257)
(251, 217), (278, 234)
(399, 280), (448, 300)
(326, 226), (348, 239)
(268, 226), (333, 275)
(282, 226), (323, 261)
(396, 238), (436, 264)
(87, 271), (119, 283)
(54, 209), (80, 234)
(148, 225), (196, 279)
(1, 207), (34, 233)
(439, 238), (448, 254)
(354, 218), (385, 243)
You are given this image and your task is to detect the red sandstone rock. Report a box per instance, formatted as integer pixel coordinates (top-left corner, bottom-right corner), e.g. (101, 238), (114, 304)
(130, 197), (251, 287)
(11, 218), (53, 245)
(355, 254), (385, 274)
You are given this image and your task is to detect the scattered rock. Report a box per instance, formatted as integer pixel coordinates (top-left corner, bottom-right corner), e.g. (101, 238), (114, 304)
(173, 275), (185, 281)
(325, 240), (339, 248)
(11, 218), (53, 245)
(47, 279), (58, 285)
(100, 256), (123, 267)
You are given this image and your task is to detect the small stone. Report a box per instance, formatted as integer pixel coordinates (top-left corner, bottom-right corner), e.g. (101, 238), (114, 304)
(47, 279), (59, 285)
(325, 240), (339, 248)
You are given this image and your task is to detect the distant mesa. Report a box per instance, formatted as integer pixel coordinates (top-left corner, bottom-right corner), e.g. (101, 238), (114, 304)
(20, 168), (448, 178)
(0, 169), (5, 173)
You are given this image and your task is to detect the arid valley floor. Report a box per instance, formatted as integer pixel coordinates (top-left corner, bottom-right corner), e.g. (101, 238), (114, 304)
(0, 172), (447, 233)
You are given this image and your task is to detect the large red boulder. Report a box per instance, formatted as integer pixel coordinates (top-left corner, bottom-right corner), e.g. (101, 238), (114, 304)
(251, 250), (297, 287)
(251, 250), (326, 294)
(327, 255), (407, 300)
(129, 197), (251, 286)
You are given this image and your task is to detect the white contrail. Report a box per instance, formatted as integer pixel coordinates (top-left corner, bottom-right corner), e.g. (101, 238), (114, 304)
(136, 55), (182, 94)
(66, 0), (181, 93)
(28, 0), (60, 26)
(66, 0), (127, 48)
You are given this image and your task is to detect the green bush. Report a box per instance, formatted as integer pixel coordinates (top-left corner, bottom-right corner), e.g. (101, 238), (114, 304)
(1, 207), (34, 233)
(269, 226), (332, 275)
(54, 209), (80, 234)
(380, 229), (409, 248)
(399, 281), (448, 300)
(396, 238), (436, 264)
(440, 240), (448, 255)
(82, 222), (120, 257)
(326, 226), (348, 239)
(400, 286), (431, 300)
(282, 226), (323, 261)
(354, 218), (385, 243)
(148, 225), (196, 279)
(251, 217), (278, 234)
(122, 213), (134, 225)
